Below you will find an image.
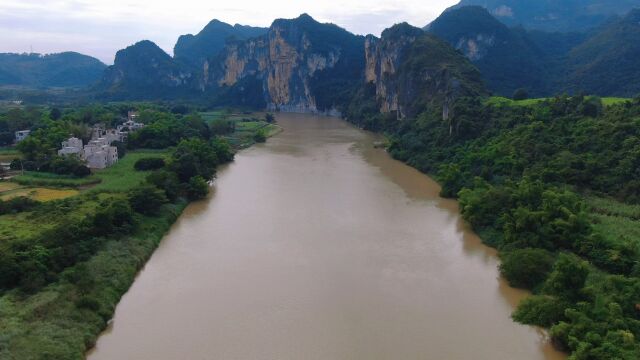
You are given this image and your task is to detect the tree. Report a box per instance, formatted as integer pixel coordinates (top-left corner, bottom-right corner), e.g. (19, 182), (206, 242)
(543, 253), (590, 301)
(128, 185), (168, 215)
(186, 176), (209, 200)
(500, 248), (555, 289)
(253, 130), (267, 143)
(134, 157), (166, 171)
(170, 138), (218, 182)
(146, 170), (181, 201)
(49, 108), (62, 120)
(211, 138), (234, 163)
(438, 164), (466, 198)
(265, 113), (276, 123)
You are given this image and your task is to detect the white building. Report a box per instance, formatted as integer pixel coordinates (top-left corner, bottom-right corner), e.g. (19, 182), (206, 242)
(57, 137), (84, 156)
(57, 136), (119, 169)
(15, 130), (31, 143)
(82, 138), (118, 169)
(117, 119), (145, 133)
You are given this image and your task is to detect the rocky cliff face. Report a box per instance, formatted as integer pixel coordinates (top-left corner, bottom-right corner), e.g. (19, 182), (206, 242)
(174, 20), (267, 69)
(99, 40), (193, 99)
(203, 14), (364, 113)
(363, 23), (485, 119)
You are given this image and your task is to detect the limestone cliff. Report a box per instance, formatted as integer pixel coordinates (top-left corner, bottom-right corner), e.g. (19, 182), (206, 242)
(363, 23), (485, 119)
(203, 14), (365, 113)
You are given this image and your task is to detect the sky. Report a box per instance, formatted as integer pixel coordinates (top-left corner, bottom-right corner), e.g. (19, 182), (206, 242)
(0, 0), (459, 64)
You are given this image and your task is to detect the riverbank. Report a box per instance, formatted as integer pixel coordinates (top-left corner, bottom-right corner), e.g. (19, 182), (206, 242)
(0, 109), (279, 359)
(86, 113), (563, 360)
(350, 96), (640, 358)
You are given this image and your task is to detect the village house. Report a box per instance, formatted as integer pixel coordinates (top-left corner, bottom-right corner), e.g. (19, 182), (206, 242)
(58, 137), (83, 156)
(57, 114), (144, 169)
(14, 130), (31, 143)
(83, 138), (118, 169)
(57, 136), (119, 169)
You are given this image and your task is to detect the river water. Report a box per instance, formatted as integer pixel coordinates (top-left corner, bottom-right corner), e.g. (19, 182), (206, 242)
(87, 114), (564, 360)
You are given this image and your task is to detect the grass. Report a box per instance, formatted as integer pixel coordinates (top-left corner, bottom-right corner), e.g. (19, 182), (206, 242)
(601, 97), (632, 106)
(0, 148), (20, 162)
(0, 181), (21, 192)
(488, 96), (632, 108)
(0, 188), (79, 202)
(12, 172), (101, 188)
(0, 200), (188, 359)
(90, 150), (170, 192)
(202, 111), (282, 149)
(587, 196), (640, 249)
(486, 97), (547, 107)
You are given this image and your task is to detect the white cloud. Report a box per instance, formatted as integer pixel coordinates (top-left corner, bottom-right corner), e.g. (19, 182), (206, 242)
(0, 0), (459, 64)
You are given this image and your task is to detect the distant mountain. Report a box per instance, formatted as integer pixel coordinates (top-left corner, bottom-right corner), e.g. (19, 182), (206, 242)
(0, 52), (106, 88)
(428, 6), (640, 97)
(203, 14), (366, 111)
(98, 40), (194, 99)
(174, 20), (267, 69)
(566, 9), (640, 96)
(428, 6), (547, 96)
(449, 0), (640, 32)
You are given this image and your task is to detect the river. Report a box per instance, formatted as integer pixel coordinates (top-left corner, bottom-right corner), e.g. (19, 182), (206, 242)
(87, 114), (565, 360)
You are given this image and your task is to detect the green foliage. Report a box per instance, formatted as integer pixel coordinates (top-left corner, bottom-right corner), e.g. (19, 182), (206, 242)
(186, 176), (209, 200)
(512, 295), (568, 327)
(128, 111), (210, 149)
(134, 157), (166, 171)
(265, 113), (275, 123)
(253, 129), (267, 143)
(128, 184), (168, 215)
(0, 52), (106, 88)
(375, 94), (640, 357)
(0, 196), (38, 215)
(170, 138), (218, 182)
(500, 248), (555, 289)
(543, 253), (590, 301)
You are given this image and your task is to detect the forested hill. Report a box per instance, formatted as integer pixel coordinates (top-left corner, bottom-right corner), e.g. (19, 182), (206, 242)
(174, 20), (267, 69)
(0, 52), (106, 88)
(428, 6), (640, 97)
(449, 0), (640, 32)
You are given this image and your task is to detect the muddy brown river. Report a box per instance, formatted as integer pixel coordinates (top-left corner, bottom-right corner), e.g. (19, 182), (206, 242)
(87, 114), (565, 360)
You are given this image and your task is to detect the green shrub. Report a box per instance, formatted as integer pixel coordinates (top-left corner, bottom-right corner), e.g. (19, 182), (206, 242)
(500, 248), (555, 289)
(134, 157), (166, 171)
(253, 130), (266, 143)
(128, 185), (168, 215)
(186, 176), (209, 200)
(513, 295), (567, 327)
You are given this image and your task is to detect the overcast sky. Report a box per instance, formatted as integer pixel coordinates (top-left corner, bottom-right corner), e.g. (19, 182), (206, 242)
(0, 0), (459, 64)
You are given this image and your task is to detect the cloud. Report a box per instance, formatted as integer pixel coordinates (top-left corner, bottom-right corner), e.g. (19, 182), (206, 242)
(0, 0), (459, 64)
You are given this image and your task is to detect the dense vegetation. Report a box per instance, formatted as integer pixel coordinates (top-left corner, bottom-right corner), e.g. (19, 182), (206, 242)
(362, 95), (640, 358)
(450, 0), (639, 32)
(428, 6), (640, 97)
(0, 52), (106, 88)
(0, 104), (261, 359)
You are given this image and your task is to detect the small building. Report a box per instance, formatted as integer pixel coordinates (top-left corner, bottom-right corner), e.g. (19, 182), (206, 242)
(57, 136), (118, 169)
(83, 138), (118, 169)
(57, 137), (83, 156)
(117, 119), (145, 133)
(15, 130), (31, 143)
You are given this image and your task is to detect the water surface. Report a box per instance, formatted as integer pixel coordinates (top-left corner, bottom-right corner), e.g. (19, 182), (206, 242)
(88, 114), (564, 360)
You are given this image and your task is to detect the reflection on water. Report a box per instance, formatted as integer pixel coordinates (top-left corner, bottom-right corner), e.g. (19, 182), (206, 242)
(88, 113), (565, 360)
